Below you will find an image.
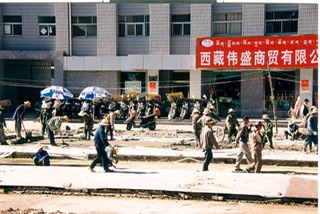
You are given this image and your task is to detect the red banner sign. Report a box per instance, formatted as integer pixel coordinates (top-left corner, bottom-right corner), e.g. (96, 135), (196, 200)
(196, 35), (318, 69)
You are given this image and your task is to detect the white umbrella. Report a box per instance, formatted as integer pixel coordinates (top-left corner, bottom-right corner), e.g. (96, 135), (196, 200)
(79, 86), (111, 101)
(40, 85), (74, 100)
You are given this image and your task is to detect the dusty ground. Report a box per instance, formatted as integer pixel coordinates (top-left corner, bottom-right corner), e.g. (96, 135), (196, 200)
(3, 120), (305, 152)
(1, 193), (318, 214)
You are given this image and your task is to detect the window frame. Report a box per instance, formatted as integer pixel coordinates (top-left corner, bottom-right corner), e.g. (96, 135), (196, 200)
(38, 16), (56, 37)
(265, 10), (298, 35)
(211, 13), (242, 36)
(71, 16), (97, 37)
(171, 14), (191, 36)
(118, 15), (150, 37)
(3, 15), (22, 36)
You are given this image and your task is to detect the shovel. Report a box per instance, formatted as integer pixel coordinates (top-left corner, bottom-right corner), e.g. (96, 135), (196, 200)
(21, 121), (32, 143)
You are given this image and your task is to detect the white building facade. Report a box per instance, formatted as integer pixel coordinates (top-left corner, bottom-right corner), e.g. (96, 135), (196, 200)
(0, 3), (318, 117)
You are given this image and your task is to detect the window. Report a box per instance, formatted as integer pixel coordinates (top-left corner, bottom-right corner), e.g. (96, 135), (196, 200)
(72, 16), (97, 37)
(212, 13), (242, 36)
(171, 14), (190, 36)
(265, 11), (298, 35)
(118, 15), (149, 37)
(3, 15), (22, 36)
(38, 16), (56, 37)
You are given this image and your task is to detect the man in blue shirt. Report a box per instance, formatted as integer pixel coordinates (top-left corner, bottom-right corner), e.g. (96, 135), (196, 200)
(33, 143), (50, 166)
(89, 119), (113, 172)
(304, 108), (318, 153)
(12, 101), (31, 138)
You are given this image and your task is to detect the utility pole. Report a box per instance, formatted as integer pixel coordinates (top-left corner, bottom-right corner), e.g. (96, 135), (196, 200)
(266, 63), (278, 133)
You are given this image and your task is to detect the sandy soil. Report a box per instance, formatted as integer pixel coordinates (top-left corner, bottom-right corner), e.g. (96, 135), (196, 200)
(1, 194), (318, 214)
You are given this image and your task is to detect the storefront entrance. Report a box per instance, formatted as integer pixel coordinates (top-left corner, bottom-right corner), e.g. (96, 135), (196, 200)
(2, 60), (53, 112)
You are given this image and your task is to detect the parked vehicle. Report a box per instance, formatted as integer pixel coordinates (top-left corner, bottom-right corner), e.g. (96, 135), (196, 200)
(125, 112), (156, 131)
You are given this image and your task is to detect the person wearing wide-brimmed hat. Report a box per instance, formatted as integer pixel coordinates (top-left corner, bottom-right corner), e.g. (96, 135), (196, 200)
(225, 108), (240, 143)
(200, 118), (220, 171)
(78, 111), (94, 140)
(284, 119), (300, 141)
(89, 119), (113, 173)
(40, 103), (53, 137)
(303, 108), (318, 153)
(191, 108), (202, 147)
(249, 121), (264, 173)
(262, 114), (274, 149)
(12, 101), (31, 138)
(0, 105), (8, 145)
(33, 143), (50, 166)
(46, 115), (68, 146)
(196, 108), (215, 131)
(105, 110), (120, 141)
(207, 105), (221, 122)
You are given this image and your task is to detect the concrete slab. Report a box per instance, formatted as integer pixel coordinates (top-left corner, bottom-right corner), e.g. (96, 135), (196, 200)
(0, 165), (317, 201)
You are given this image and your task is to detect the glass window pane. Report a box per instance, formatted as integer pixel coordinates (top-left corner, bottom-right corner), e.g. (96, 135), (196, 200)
(87, 25), (97, 36)
(183, 23), (190, 35)
(227, 13), (242, 21)
(127, 24), (135, 35)
(172, 24), (182, 35)
(49, 25), (56, 36)
(38, 16), (55, 23)
(72, 25), (86, 36)
(71, 17), (78, 24)
(212, 23), (227, 35)
(39, 25), (48, 36)
(145, 23), (149, 36)
(118, 16), (125, 22)
(136, 24), (143, 35)
(283, 20), (298, 33)
(79, 16), (92, 23)
(266, 21), (281, 34)
(229, 22), (242, 35)
(119, 24), (125, 37)
(92, 16), (97, 23)
(13, 24), (22, 35)
(4, 24), (12, 35)
(133, 15), (144, 22)
(266, 12), (273, 20)
(3, 15), (22, 23)
(145, 15), (149, 22)
(213, 14), (226, 21)
(126, 16), (134, 22)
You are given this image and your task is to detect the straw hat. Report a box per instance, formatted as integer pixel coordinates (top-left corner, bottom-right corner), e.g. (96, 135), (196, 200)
(78, 111), (86, 117)
(262, 114), (270, 120)
(61, 116), (69, 122)
(24, 101), (31, 107)
(192, 108), (200, 114)
(114, 110), (120, 115)
(312, 108), (318, 114)
(99, 119), (109, 126)
(228, 108), (235, 114)
(205, 118), (215, 125)
(310, 106), (316, 111)
(203, 108), (211, 116)
(209, 105), (216, 110)
(288, 120), (295, 125)
(36, 143), (47, 151)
